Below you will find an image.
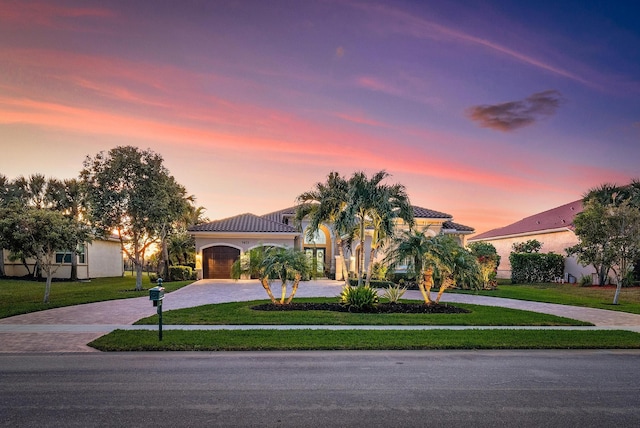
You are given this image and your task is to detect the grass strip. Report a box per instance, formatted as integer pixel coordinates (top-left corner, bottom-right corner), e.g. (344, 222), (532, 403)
(89, 329), (640, 351)
(452, 283), (640, 314)
(0, 275), (193, 319)
(133, 298), (591, 326)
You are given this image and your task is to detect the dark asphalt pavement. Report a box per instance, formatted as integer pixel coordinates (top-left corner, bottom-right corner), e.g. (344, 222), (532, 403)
(1, 350), (640, 427)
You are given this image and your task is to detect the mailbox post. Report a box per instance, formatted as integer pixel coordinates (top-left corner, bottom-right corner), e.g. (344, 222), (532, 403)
(149, 278), (165, 341)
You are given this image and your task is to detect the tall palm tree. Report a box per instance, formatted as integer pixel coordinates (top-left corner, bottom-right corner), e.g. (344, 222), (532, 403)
(343, 170), (414, 286)
(364, 182), (413, 286)
(46, 178), (87, 280)
(296, 172), (352, 283)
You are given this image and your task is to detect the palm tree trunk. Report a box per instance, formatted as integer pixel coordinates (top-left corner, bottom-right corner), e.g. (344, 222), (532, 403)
(280, 280), (287, 304)
(358, 221), (366, 286)
(337, 240), (349, 285)
(365, 246), (376, 287)
(260, 278), (277, 303)
(435, 277), (454, 304)
(420, 267), (434, 304)
(285, 274), (301, 304)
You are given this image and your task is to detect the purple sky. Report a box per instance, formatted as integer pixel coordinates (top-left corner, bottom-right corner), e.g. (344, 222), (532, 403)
(1, 0), (638, 234)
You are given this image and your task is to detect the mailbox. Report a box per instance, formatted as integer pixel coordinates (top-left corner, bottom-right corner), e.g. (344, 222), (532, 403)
(149, 286), (165, 306)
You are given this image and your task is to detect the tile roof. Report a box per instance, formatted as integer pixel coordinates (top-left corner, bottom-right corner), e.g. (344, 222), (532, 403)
(191, 204), (463, 234)
(442, 220), (475, 233)
(412, 206), (452, 219)
(470, 200), (583, 241)
(188, 213), (298, 233)
(260, 206), (298, 223)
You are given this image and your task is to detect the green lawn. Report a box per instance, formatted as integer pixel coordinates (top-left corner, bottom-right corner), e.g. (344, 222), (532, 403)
(452, 283), (640, 314)
(0, 275), (193, 319)
(134, 297), (591, 326)
(89, 329), (640, 351)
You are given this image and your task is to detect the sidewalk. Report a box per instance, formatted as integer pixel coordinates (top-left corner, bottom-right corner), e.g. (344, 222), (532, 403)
(2, 279), (640, 353)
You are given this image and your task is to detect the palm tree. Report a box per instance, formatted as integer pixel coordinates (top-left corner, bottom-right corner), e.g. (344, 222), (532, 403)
(343, 170), (414, 286)
(385, 230), (480, 304)
(46, 178), (87, 280)
(231, 246), (310, 304)
(384, 229), (435, 304)
(296, 172), (352, 284)
(262, 247), (310, 304)
(364, 182), (413, 286)
(425, 235), (481, 303)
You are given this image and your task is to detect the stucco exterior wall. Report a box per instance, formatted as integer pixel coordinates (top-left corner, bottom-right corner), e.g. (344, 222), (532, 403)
(472, 230), (595, 282)
(2, 240), (123, 279)
(195, 236), (299, 254)
(86, 240), (124, 278)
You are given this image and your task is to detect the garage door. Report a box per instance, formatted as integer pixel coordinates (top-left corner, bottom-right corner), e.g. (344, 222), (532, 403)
(202, 246), (240, 279)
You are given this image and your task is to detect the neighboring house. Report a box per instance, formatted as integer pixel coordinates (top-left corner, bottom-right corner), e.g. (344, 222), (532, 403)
(468, 200), (595, 282)
(189, 205), (474, 280)
(2, 237), (124, 279)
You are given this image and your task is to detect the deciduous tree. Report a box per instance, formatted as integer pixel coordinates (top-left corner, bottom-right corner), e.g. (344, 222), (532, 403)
(81, 146), (189, 291)
(0, 207), (89, 302)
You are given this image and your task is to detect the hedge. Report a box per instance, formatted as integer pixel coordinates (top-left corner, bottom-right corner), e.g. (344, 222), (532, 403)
(509, 252), (564, 284)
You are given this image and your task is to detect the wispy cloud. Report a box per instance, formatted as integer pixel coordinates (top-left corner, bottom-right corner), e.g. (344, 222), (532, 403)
(466, 90), (563, 132)
(348, 2), (594, 88)
(355, 75), (440, 106)
(0, 1), (115, 28)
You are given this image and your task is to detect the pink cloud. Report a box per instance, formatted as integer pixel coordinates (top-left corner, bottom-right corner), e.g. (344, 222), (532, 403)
(0, 1), (115, 28)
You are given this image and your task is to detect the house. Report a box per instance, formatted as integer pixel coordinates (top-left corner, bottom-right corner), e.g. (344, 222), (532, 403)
(2, 237), (124, 279)
(189, 205), (474, 280)
(468, 200), (595, 282)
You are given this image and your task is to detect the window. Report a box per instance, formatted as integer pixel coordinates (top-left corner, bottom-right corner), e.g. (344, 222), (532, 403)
(55, 245), (86, 264)
(303, 228), (326, 245)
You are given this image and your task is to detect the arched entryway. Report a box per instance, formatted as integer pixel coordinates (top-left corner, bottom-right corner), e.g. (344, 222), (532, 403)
(304, 226), (330, 277)
(202, 246), (240, 279)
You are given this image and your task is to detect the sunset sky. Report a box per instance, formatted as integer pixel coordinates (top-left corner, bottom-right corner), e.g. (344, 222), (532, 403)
(1, 0), (638, 235)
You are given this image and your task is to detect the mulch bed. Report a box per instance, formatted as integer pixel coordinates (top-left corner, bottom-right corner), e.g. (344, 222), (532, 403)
(251, 302), (470, 314)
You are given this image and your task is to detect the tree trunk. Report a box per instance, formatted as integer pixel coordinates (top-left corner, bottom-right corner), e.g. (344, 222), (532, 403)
(337, 241), (349, 286)
(285, 274), (302, 304)
(420, 267), (434, 304)
(598, 265), (608, 286)
(260, 277), (277, 303)
(0, 249), (4, 277)
(613, 281), (622, 305)
(435, 277), (454, 304)
(70, 253), (78, 281)
(135, 261), (143, 291)
(357, 221), (365, 286)
(365, 246), (376, 287)
(280, 280), (287, 304)
(43, 274), (52, 303)
(160, 238), (170, 280)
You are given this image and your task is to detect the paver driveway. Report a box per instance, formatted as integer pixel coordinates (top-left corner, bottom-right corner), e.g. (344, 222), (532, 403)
(1, 279), (640, 352)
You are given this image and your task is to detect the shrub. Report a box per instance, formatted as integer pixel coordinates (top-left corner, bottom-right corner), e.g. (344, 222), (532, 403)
(370, 262), (389, 281)
(509, 253), (564, 284)
(579, 275), (592, 287)
(382, 284), (407, 303)
(348, 278), (395, 288)
(168, 265), (193, 281)
(339, 285), (379, 312)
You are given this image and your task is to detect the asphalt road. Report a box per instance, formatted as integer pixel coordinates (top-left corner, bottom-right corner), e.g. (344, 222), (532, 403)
(1, 350), (639, 427)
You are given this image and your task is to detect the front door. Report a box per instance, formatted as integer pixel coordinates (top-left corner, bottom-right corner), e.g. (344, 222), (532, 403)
(305, 248), (325, 276)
